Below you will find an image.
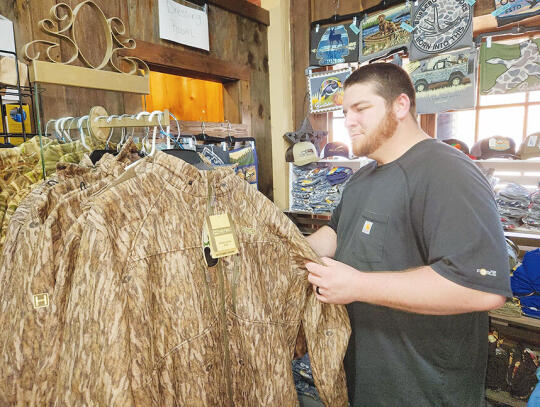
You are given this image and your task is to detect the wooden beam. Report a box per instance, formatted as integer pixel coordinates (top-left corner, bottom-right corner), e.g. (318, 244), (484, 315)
(28, 60), (150, 94)
(420, 114), (437, 138)
(208, 0), (270, 26)
(121, 40), (251, 82)
(290, 0), (311, 128)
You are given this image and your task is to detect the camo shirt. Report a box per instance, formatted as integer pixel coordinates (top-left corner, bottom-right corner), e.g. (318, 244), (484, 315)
(38, 151), (350, 406)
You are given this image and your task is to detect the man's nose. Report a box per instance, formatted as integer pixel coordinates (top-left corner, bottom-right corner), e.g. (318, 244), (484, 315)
(344, 113), (356, 130)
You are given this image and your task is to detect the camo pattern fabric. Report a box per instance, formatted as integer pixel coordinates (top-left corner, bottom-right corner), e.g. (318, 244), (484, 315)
(0, 142), (140, 405)
(33, 151), (350, 406)
(480, 39), (540, 95)
(0, 140), (88, 248)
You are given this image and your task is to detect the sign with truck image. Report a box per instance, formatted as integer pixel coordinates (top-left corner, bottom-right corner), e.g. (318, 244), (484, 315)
(405, 48), (476, 114)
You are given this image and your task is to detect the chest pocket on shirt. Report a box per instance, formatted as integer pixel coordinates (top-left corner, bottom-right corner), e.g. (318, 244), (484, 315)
(354, 210), (389, 263)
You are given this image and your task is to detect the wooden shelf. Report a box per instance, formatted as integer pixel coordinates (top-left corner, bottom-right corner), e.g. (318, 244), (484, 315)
(485, 389), (527, 407)
(490, 310), (540, 331)
(505, 230), (540, 248)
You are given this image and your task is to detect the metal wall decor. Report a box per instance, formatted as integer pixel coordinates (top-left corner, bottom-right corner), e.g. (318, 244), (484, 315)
(22, 1), (150, 93)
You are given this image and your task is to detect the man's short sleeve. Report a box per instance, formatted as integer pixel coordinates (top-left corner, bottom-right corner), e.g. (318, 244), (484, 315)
(410, 156), (512, 297)
(328, 199), (342, 232)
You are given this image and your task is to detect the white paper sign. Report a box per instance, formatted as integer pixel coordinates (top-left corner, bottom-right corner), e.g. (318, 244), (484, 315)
(0, 15), (16, 56)
(158, 0), (209, 51)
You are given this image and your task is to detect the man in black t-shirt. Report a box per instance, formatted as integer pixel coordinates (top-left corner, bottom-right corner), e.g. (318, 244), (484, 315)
(306, 63), (511, 407)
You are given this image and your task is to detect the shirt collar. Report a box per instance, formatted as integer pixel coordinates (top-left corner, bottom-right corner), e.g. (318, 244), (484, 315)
(148, 151), (239, 197)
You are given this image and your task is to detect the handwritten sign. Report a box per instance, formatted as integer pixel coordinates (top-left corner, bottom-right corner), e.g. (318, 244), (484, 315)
(0, 15), (15, 56)
(158, 0), (209, 51)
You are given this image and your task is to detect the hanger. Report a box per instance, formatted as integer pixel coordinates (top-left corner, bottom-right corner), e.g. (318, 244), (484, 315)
(77, 115), (91, 151)
(89, 114), (118, 164)
(63, 117), (77, 143)
(116, 114), (133, 152)
(55, 117), (72, 143)
(162, 114), (210, 169)
(135, 111), (151, 155)
(44, 119), (57, 140)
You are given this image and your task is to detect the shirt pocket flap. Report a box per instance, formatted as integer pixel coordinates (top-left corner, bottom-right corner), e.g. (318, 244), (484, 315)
(354, 210), (389, 263)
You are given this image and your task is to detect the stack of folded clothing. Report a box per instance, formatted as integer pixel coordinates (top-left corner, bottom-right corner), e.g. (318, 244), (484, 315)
(291, 165), (352, 214)
(291, 166), (328, 213)
(523, 189), (540, 231)
(496, 183), (530, 229)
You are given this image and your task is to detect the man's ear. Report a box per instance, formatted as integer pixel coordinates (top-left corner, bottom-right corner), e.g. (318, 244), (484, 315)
(393, 93), (412, 120)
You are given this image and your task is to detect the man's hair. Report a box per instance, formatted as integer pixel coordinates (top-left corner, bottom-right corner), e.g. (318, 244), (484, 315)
(344, 63), (417, 116)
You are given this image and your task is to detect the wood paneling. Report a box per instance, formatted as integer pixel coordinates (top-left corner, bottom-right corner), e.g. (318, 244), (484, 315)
(10, 0), (270, 197)
(208, 0), (269, 25)
(290, 0), (311, 129)
(420, 114), (437, 138)
(144, 71), (224, 122)
(121, 40), (250, 82)
(310, 0), (381, 22)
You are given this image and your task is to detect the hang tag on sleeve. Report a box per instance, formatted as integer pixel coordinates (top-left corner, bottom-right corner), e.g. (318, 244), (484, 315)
(206, 213), (239, 258)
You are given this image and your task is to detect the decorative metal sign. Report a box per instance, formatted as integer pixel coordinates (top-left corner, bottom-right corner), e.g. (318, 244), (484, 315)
(22, 1), (149, 93)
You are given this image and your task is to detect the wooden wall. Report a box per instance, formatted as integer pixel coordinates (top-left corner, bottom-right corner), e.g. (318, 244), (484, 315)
(1, 0), (273, 198)
(144, 72), (225, 122)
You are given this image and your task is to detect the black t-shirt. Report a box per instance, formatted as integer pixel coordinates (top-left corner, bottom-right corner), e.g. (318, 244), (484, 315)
(328, 138), (511, 407)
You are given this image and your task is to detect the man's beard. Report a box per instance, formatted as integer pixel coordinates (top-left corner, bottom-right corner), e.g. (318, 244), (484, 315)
(351, 108), (398, 157)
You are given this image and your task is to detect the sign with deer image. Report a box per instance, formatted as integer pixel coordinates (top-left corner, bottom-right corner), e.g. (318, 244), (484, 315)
(310, 21), (359, 66)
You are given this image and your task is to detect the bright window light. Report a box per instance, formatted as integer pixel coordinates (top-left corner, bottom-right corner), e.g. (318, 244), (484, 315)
(478, 107), (524, 146)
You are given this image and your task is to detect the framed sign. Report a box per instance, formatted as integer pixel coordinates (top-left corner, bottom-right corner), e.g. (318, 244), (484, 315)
(480, 38), (540, 95)
(158, 0), (209, 51)
(409, 0), (473, 61)
(494, 0), (540, 27)
(405, 48), (476, 114)
(308, 68), (352, 113)
(359, 3), (411, 63)
(309, 22), (360, 66)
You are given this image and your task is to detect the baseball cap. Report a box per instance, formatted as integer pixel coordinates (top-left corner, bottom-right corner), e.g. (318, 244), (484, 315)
(322, 142), (350, 159)
(442, 138), (470, 155)
(285, 141), (319, 166)
(471, 136), (517, 159)
(518, 132), (540, 160)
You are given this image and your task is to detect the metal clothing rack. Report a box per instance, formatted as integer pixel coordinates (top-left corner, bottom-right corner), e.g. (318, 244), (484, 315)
(0, 48), (35, 144)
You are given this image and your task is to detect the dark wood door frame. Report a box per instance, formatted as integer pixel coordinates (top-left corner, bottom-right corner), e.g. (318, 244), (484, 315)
(122, 39), (252, 128)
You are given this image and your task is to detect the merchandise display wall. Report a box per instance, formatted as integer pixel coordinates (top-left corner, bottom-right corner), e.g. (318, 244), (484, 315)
(0, 0), (273, 198)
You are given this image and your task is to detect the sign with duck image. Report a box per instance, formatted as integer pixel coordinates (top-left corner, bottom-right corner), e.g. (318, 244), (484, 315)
(308, 68), (352, 113)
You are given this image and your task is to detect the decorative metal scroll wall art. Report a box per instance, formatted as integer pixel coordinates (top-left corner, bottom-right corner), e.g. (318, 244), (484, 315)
(22, 1), (150, 94)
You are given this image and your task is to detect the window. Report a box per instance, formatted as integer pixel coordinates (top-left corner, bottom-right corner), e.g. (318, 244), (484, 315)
(331, 109), (352, 153)
(437, 90), (540, 150)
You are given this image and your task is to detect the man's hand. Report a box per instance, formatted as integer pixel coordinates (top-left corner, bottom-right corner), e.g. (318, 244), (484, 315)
(306, 257), (361, 305)
(306, 259), (507, 314)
